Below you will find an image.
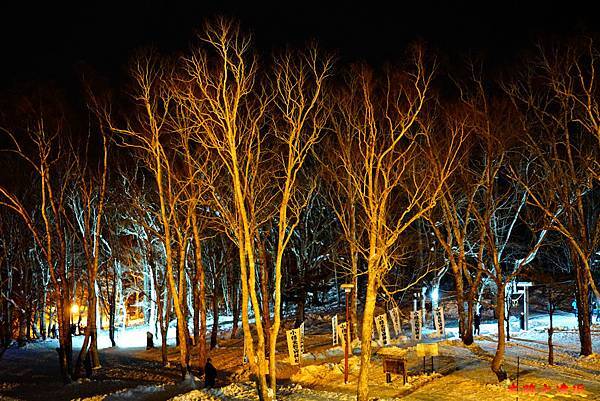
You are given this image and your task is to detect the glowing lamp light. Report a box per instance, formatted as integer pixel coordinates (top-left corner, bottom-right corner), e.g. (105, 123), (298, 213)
(70, 304), (79, 315)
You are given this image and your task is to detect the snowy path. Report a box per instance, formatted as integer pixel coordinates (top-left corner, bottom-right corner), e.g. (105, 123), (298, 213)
(1, 312), (599, 400)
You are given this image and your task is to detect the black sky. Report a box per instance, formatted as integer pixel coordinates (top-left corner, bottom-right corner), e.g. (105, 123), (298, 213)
(0, 1), (597, 88)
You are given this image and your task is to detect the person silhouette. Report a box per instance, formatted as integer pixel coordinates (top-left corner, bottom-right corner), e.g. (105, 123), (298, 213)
(204, 357), (217, 388)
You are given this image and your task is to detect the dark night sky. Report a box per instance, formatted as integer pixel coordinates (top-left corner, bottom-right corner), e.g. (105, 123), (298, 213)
(0, 1), (597, 89)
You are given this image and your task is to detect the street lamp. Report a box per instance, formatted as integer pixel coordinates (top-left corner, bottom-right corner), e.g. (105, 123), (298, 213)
(70, 303), (79, 328)
(341, 283), (354, 384)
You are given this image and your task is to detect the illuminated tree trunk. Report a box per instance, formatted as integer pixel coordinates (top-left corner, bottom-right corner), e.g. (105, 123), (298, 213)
(491, 280), (507, 381)
(349, 202), (359, 339)
(57, 287), (73, 383)
(160, 284), (172, 366)
(230, 272), (240, 339)
(210, 278), (220, 350)
(191, 215), (207, 370)
(357, 267), (378, 401)
(574, 252), (593, 356)
(108, 269), (116, 347)
(453, 269), (472, 345)
(39, 288), (47, 340)
(258, 235), (271, 349)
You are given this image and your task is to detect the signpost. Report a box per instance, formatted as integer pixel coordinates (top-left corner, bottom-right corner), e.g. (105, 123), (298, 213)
(416, 342), (439, 373)
(433, 306), (445, 337)
(410, 310), (422, 341)
(388, 307), (401, 336)
(286, 328), (302, 365)
(341, 283), (354, 384)
(375, 313), (391, 346)
(512, 281), (532, 330)
(337, 322), (347, 347)
(332, 315), (338, 346)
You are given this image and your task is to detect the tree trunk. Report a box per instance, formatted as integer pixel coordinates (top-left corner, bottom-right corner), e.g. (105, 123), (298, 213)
(296, 294), (306, 326)
(258, 237), (271, 350)
(505, 292), (511, 342)
(160, 287), (172, 367)
(574, 253), (593, 356)
(231, 279), (239, 339)
(466, 297), (475, 342)
(108, 262), (118, 347)
(191, 229), (207, 370)
(39, 289), (47, 340)
(210, 279), (220, 350)
(491, 281), (507, 382)
(454, 273), (473, 345)
(357, 271), (377, 401)
(350, 245), (359, 339)
(88, 280), (100, 366)
(74, 277), (101, 377)
(57, 292), (73, 383)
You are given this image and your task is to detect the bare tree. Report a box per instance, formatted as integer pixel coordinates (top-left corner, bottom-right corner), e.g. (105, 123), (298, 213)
(0, 121), (77, 382)
(329, 50), (463, 400)
(177, 19), (332, 399)
(69, 132), (108, 375)
(105, 53), (193, 377)
(423, 104), (482, 345)
(504, 41), (600, 355)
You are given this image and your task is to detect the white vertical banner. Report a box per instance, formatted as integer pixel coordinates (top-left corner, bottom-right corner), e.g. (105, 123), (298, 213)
(410, 310), (422, 341)
(375, 313), (390, 345)
(332, 315), (338, 346)
(300, 321), (305, 337)
(286, 328), (302, 365)
(337, 322), (347, 348)
(388, 307), (401, 336)
(433, 306), (445, 337)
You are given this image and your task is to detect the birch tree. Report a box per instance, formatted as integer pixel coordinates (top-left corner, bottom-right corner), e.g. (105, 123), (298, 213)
(0, 121), (77, 382)
(330, 51), (463, 400)
(505, 41), (600, 354)
(105, 53), (193, 377)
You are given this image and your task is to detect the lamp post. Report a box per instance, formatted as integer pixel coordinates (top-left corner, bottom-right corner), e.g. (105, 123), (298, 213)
(70, 303), (79, 326)
(341, 283), (354, 384)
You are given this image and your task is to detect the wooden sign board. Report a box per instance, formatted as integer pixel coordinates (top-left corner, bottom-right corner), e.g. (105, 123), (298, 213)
(383, 357), (405, 374)
(416, 342), (439, 357)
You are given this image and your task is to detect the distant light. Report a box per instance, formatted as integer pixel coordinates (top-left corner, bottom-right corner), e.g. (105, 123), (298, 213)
(71, 304), (79, 314)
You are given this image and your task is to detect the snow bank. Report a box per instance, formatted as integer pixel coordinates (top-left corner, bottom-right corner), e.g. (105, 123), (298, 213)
(168, 382), (358, 401)
(75, 374), (200, 401)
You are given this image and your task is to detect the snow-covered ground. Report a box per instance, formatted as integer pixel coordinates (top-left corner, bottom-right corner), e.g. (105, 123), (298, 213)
(1, 311), (599, 400)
